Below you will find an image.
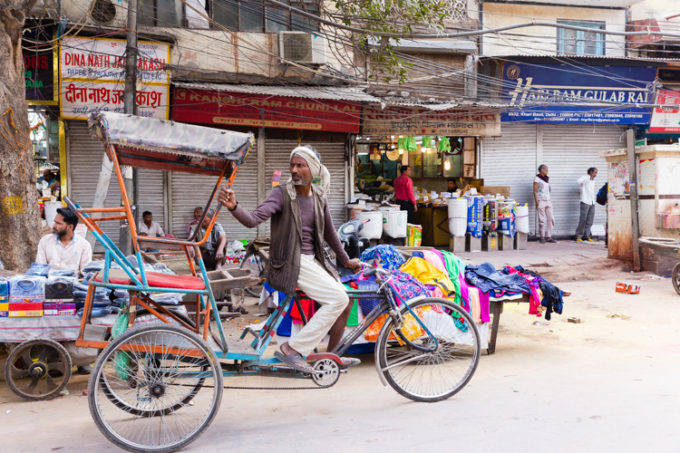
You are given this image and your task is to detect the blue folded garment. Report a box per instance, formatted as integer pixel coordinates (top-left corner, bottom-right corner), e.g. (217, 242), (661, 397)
(25, 262), (50, 277)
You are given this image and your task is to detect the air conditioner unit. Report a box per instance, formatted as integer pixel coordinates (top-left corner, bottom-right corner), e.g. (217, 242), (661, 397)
(279, 32), (327, 65)
(61, 0), (126, 28)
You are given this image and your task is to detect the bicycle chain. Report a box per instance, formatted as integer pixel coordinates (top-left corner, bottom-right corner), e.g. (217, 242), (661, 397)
(222, 384), (326, 390)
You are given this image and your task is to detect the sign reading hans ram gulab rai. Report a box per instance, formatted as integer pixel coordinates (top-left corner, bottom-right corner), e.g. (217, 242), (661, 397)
(59, 37), (170, 120)
(172, 88), (362, 133)
(501, 63), (657, 125)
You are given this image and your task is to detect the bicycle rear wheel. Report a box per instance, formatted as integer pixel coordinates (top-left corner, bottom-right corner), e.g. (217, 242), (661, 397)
(375, 297), (480, 403)
(88, 324), (223, 453)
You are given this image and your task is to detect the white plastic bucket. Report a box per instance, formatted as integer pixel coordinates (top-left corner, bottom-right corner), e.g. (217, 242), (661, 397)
(356, 211), (383, 239)
(515, 203), (529, 234)
(384, 210), (407, 238)
(448, 198), (467, 237)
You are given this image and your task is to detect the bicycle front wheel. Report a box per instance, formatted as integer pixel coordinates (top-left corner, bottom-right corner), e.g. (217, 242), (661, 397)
(375, 297), (480, 402)
(88, 324), (223, 453)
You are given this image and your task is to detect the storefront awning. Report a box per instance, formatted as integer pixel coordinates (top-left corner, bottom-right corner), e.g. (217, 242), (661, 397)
(172, 82), (382, 104)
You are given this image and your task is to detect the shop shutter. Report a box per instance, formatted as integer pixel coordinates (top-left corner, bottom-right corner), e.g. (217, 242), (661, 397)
(136, 168), (166, 233)
(68, 121), (170, 250)
(66, 120), (122, 251)
(480, 123), (539, 233)
(170, 145), (259, 242)
(542, 124), (624, 237)
(264, 139), (347, 237)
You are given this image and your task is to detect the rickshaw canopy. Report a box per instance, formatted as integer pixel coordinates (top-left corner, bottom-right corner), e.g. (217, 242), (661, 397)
(88, 112), (254, 175)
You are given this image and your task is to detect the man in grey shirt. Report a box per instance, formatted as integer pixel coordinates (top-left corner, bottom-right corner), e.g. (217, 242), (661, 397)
(219, 145), (360, 373)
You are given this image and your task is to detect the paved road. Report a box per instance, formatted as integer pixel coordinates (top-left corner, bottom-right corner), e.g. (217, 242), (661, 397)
(1, 276), (679, 453)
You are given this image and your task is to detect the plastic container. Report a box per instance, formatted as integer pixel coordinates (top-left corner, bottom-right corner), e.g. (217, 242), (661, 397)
(448, 198), (467, 237)
(383, 210), (407, 238)
(355, 211), (383, 239)
(515, 203), (529, 234)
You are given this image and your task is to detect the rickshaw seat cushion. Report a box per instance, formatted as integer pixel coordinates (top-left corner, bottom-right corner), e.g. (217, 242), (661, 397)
(93, 269), (206, 290)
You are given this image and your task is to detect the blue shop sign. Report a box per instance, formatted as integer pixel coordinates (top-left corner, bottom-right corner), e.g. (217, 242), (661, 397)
(501, 63), (657, 125)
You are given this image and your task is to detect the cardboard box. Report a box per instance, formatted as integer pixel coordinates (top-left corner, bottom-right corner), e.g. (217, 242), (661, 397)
(43, 302), (76, 316)
(0, 302), (8, 317)
(481, 186), (511, 198)
(9, 302), (43, 311)
(9, 310), (43, 317)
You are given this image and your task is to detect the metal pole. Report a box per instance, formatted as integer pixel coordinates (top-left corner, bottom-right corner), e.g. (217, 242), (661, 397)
(120, 0), (138, 256)
(627, 128), (641, 271)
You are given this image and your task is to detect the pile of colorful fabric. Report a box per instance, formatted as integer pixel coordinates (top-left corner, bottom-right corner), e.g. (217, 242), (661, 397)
(268, 244), (566, 350)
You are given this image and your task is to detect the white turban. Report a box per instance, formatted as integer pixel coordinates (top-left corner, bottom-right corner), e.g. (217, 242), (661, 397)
(287, 145), (330, 198)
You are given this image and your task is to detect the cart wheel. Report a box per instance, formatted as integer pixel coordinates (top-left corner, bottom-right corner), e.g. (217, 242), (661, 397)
(311, 358), (340, 388)
(4, 339), (72, 401)
(673, 262), (680, 296)
(88, 324), (223, 453)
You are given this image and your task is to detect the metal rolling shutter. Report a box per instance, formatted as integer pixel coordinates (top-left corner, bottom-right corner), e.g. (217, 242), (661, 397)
(542, 125), (623, 237)
(170, 145), (259, 241)
(67, 120), (122, 251)
(480, 123), (539, 233)
(136, 168), (166, 233)
(264, 139), (347, 237)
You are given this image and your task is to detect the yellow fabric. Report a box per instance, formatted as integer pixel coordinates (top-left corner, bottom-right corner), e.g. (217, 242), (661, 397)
(399, 257), (457, 299)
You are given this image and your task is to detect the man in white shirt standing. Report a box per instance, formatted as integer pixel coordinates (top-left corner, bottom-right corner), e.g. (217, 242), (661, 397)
(575, 167), (598, 242)
(138, 210), (165, 237)
(36, 208), (92, 274)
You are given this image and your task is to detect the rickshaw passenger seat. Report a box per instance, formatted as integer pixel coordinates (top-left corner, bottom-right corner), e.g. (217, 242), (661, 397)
(94, 269), (206, 290)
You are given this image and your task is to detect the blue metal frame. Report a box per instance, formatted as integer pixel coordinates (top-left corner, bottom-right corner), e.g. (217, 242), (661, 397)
(65, 197), (229, 352)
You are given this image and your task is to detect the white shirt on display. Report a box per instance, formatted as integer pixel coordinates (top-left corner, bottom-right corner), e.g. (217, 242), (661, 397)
(577, 175), (596, 205)
(36, 233), (93, 273)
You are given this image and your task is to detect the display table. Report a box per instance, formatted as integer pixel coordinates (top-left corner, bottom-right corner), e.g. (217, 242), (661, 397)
(0, 309), (187, 343)
(487, 293), (530, 354)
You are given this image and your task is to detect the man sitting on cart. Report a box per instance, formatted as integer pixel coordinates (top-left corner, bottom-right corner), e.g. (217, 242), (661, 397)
(219, 145), (361, 373)
(36, 207), (92, 274)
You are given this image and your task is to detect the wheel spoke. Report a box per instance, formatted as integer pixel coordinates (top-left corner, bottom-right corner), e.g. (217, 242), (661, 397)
(377, 299), (480, 402)
(45, 376), (58, 392)
(20, 350), (34, 366)
(90, 325), (222, 452)
(38, 346), (49, 363)
(25, 377), (40, 394)
(11, 369), (30, 379)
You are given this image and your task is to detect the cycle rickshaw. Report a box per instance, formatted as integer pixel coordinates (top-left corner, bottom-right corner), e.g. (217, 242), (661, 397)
(67, 112), (481, 453)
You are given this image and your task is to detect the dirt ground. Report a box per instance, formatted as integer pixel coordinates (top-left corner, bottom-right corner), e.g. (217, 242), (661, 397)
(1, 241), (679, 453)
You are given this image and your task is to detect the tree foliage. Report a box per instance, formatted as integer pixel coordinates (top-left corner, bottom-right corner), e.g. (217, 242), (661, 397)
(332, 0), (451, 84)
